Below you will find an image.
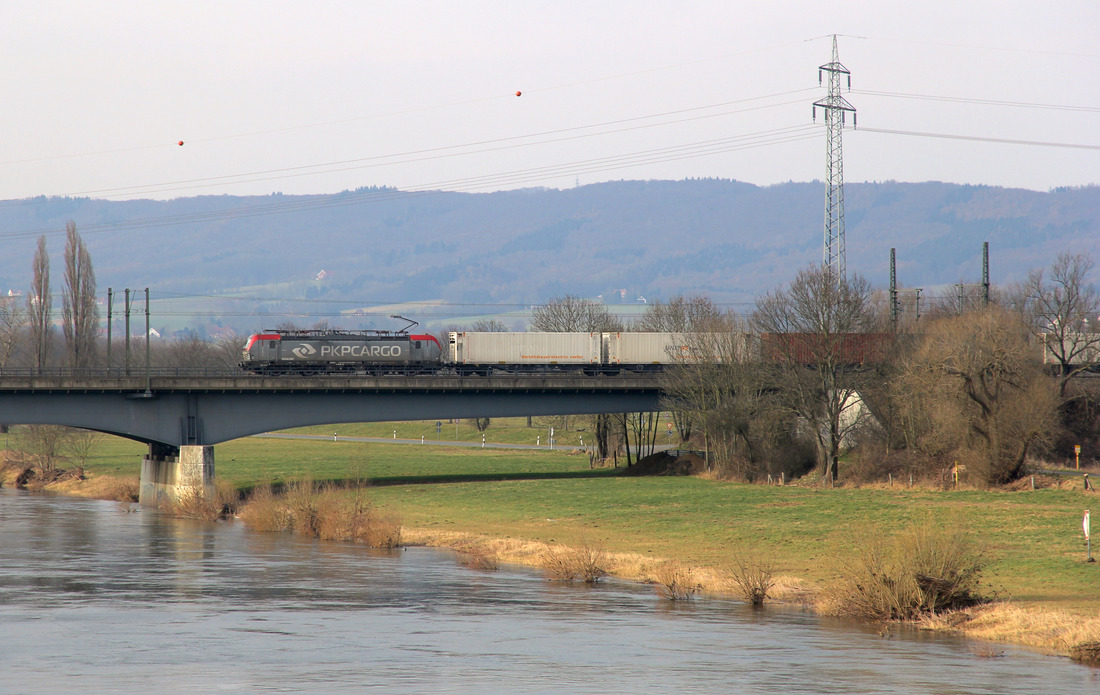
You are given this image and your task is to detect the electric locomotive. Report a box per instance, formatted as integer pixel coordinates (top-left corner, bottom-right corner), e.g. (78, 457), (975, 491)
(241, 326), (443, 375)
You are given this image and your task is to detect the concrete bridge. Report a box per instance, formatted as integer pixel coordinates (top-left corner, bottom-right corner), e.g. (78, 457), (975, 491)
(0, 369), (663, 505)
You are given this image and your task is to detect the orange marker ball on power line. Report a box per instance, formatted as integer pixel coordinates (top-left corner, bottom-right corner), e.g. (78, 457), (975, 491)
(515, 91), (522, 97)
(178, 140), (184, 146)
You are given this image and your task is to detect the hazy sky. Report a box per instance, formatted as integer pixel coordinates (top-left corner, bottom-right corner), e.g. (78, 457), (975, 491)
(1, 1), (1097, 201)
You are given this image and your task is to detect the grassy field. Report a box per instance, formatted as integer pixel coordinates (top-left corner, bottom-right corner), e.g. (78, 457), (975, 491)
(287, 416), (599, 447)
(72, 423), (1099, 618)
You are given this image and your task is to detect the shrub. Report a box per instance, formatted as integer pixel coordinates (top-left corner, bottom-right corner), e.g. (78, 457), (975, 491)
(831, 519), (987, 620)
(728, 547), (774, 606)
(541, 542), (608, 583)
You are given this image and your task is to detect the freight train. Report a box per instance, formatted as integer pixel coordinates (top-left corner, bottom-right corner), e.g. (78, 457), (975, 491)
(239, 329), (714, 376)
(240, 325), (1095, 376)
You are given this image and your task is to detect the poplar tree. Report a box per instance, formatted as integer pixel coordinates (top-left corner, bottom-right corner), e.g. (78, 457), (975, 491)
(62, 221), (99, 368)
(28, 235), (52, 371)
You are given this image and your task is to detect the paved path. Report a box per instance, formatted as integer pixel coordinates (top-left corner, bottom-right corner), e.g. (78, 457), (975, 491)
(252, 432), (588, 452)
(252, 432), (682, 454)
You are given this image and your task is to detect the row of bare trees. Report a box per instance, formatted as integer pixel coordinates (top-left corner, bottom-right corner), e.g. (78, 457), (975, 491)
(3, 222), (248, 372)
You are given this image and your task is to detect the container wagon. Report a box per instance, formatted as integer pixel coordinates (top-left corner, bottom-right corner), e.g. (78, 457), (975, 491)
(448, 332), (601, 374)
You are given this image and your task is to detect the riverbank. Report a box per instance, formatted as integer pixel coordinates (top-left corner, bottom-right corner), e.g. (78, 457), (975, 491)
(3, 435), (1099, 662)
(395, 526), (1100, 659)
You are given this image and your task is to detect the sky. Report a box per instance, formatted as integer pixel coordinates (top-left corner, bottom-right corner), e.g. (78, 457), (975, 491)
(0, 1), (1097, 201)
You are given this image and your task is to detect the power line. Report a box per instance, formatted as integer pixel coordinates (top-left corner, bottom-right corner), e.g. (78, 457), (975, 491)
(30, 91), (817, 201)
(0, 124), (821, 242)
(857, 127), (1100, 151)
(853, 89), (1100, 113)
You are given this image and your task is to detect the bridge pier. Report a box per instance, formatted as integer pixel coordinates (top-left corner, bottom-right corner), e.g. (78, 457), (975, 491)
(139, 444), (215, 507)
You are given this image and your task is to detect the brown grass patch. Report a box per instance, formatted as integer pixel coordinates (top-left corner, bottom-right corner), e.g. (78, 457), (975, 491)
(921, 603), (1100, 654)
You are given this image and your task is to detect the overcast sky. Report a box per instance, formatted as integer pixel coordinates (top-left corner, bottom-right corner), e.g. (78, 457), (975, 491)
(1, 1), (1097, 201)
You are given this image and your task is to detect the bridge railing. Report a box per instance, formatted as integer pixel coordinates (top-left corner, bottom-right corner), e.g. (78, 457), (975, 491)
(0, 367), (667, 382)
(0, 367), (245, 379)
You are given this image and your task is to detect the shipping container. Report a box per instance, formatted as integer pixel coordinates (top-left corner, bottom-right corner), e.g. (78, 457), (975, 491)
(448, 332), (601, 366)
(1041, 332), (1100, 365)
(759, 332), (892, 365)
(607, 332), (691, 365)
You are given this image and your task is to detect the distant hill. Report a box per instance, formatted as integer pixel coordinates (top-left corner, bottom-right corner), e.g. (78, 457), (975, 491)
(0, 179), (1097, 334)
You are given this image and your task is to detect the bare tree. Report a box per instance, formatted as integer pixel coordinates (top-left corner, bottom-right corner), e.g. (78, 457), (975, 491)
(0, 294), (26, 368)
(62, 221), (99, 368)
(65, 428), (102, 475)
(641, 295), (730, 443)
(660, 324), (783, 479)
(472, 318), (508, 332)
(636, 295), (726, 333)
(28, 235), (52, 371)
(213, 333), (246, 369)
(530, 295), (623, 332)
(531, 295), (623, 460)
(16, 425), (69, 473)
(1022, 252), (1100, 397)
(610, 412), (661, 466)
(751, 266), (880, 484)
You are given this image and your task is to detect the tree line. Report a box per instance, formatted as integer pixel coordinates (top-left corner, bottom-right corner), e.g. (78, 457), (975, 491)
(531, 252), (1099, 487)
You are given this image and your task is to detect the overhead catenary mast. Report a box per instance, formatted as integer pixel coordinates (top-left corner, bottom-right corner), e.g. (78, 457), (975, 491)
(813, 35), (856, 281)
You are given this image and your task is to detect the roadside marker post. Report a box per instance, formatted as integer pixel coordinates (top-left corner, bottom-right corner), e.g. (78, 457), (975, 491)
(1086, 510), (1093, 563)
(1076, 444), (1082, 470)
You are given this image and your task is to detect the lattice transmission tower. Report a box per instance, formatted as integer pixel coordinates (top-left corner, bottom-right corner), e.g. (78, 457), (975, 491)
(813, 35), (856, 281)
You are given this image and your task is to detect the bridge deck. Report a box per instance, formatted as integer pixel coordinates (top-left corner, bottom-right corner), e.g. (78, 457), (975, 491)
(0, 371), (665, 447)
(0, 372), (663, 393)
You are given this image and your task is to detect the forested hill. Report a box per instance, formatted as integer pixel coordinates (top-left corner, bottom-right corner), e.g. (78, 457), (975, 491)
(1, 179), (1097, 318)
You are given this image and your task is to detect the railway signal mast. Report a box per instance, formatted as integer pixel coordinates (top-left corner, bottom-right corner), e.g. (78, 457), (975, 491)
(813, 35), (857, 283)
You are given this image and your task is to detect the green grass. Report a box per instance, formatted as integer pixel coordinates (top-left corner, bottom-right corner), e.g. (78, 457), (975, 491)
(286, 416), (597, 447)
(66, 426), (1100, 615)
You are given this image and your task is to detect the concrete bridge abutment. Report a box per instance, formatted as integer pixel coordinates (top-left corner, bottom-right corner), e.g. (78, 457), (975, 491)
(139, 444), (215, 507)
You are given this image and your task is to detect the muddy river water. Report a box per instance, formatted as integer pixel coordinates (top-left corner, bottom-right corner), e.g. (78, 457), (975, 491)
(0, 488), (1095, 694)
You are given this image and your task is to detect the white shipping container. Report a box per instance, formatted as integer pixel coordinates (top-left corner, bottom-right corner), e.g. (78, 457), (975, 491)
(449, 332), (600, 365)
(608, 332), (693, 365)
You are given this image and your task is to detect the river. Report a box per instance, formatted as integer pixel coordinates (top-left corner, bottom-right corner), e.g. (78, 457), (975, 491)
(0, 488), (1095, 694)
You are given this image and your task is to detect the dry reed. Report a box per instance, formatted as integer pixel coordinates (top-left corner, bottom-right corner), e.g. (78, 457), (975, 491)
(541, 542), (608, 583)
(456, 548), (500, 571)
(238, 480), (401, 547)
(167, 479), (240, 521)
(652, 562), (698, 600)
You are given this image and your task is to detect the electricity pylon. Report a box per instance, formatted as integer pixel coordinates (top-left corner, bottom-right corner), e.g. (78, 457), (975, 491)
(813, 35), (856, 282)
